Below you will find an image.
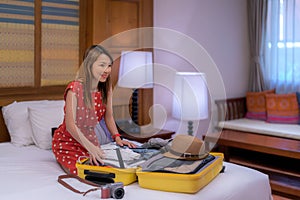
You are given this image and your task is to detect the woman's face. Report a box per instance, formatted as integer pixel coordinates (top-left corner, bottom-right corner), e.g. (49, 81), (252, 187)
(91, 53), (112, 83)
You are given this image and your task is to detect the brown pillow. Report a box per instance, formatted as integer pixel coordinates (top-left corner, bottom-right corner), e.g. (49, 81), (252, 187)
(265, 93), (299, 124)
(245, 89), (275, 120)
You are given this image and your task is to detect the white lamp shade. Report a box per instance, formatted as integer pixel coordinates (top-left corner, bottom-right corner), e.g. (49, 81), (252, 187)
(118, 51), (153, 88)
(172, 72), (208, 120)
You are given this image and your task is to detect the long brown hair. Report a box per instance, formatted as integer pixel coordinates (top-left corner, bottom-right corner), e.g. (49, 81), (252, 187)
(77, 45), (113, 108)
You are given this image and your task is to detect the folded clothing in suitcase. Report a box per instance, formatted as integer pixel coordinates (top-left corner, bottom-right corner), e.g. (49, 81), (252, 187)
(136, 152), (224, 193)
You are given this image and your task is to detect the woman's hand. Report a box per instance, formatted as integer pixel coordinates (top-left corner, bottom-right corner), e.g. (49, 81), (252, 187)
(115, 136), (137, 148)
(83, 140), (105, 166)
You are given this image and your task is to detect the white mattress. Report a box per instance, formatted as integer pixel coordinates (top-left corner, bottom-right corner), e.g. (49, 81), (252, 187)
(219, 118), (300, 140)
(0, 142), (272, 200)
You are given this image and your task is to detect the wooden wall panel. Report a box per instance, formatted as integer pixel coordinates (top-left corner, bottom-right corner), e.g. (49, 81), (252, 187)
(109, 1), (139, 47)
(86, 0), (153, 125)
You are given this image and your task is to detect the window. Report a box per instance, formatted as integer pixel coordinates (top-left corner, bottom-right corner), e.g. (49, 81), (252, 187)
(264, 0), (300, 93)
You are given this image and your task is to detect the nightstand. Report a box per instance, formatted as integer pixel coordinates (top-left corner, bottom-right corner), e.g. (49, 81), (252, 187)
(119, 129), (175, 143)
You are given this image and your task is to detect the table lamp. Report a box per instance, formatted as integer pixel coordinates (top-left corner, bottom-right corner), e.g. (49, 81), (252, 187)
(118, 50), (153, 133)
(172, 72), (208, 136)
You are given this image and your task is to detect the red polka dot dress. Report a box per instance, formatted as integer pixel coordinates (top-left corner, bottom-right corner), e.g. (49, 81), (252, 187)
(52, 81), (106, 174)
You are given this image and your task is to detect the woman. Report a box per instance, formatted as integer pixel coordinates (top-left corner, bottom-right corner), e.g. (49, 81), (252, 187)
(52, 45), (136, 174)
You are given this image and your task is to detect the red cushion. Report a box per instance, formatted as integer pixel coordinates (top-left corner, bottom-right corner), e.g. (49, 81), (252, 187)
(265, 93), (299, 124)
(245, 89), (275, 120)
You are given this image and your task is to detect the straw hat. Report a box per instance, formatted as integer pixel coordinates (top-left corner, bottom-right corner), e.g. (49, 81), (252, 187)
(163, 134), (208, 160)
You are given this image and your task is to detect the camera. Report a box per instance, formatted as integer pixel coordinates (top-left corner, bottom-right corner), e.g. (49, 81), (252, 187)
(101, 182), (125, 199)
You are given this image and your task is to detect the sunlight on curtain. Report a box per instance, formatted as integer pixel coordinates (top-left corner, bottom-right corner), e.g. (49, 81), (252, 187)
(264, 0), (300, 93)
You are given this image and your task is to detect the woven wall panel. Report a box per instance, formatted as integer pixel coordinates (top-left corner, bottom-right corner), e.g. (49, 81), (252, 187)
(0, 0), (35, 87)
(41, 0), (79, 86)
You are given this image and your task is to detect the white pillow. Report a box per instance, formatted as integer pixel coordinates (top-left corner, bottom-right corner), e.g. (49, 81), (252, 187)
(28, 102), (64, 149)
(2, 100), (48, 146)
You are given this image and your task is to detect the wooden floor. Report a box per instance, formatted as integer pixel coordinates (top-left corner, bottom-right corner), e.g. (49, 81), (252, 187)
(272, 194), (292, 200)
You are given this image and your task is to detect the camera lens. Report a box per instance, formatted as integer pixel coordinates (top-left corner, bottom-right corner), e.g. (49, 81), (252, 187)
(111, 187), (125, 199)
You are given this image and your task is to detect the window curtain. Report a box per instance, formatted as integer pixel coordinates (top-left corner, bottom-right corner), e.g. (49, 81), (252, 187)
(263, 0), (300, 93)
(247, 0), (268, 92)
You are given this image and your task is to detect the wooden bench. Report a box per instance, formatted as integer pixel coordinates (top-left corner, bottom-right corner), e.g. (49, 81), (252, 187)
(204, 97), (300, 199)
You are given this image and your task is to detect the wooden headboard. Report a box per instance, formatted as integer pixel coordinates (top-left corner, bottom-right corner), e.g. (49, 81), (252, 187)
(0, 109), (9, 142)
(0, 92), (64, 143)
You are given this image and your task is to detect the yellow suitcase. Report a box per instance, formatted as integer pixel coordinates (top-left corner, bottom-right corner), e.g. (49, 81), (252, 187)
(76, 158), (137, 186)
(136, 152), (224, 193)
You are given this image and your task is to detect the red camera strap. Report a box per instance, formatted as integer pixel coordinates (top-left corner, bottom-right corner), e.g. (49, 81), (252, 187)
(58, 174), (100, 196)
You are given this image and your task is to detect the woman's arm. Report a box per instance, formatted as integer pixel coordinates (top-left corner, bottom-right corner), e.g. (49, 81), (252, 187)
(104, 86), (136, 148)
(65, 90), (105, 165)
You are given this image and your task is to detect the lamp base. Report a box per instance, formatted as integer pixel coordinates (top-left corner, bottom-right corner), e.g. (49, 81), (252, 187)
(116, 119), (141, 134)
(131, 89), (139, 124)
(187, 121), (193, 136)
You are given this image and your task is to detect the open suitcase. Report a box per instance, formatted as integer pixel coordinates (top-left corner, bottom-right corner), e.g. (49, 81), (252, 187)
(76, 150), (223, 192)
(136, 152), (224, 193)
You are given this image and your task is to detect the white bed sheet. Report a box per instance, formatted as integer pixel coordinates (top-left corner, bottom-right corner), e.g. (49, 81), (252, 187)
(219, 118), (300, 140)
(0, 142), (273, 200)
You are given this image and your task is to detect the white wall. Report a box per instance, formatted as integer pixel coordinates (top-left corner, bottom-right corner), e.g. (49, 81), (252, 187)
(152, 0), (250, 137)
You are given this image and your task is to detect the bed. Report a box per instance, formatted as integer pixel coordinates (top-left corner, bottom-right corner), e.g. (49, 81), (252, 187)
(0, 99), (273, 200)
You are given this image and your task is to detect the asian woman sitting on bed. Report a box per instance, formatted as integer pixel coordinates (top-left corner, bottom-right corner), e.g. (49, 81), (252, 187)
(52, 45), (136, 175)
